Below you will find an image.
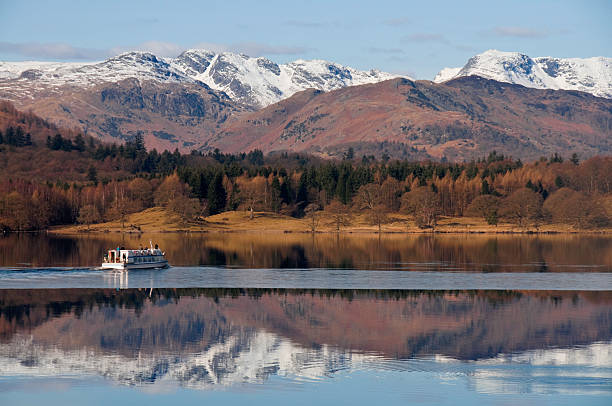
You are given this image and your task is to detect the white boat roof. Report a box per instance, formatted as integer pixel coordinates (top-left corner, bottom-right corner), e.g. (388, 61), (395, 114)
(109, 249), (164, 256)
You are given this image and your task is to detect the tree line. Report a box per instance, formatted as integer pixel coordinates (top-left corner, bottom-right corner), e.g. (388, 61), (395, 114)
(0, 126), (33, 147)
(0, 134), (610, 232)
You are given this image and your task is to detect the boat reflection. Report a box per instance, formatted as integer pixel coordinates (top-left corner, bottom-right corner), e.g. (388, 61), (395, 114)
(103, 269), (129, 289)
(0, 289), (610, 394)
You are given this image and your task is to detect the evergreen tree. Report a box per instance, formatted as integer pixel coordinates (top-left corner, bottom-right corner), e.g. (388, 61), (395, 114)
(207, 171), (226, 215)
(134, 133), (145, 153)
(279, 178), (291, 205)
(247, 149), (264, 165)
(485, 210), (499, 226)
(14, 126), (25, 146)
(344, 147), (354, 160)
(336, 165), (352, 204)
(270, 177), (282, 212)
(570, 153), (580, 165)
(5, 127), (15, 146)
(51, 134), (64, 150)
(549, 153), (563, 164)
(74, 134), (86, 152)
(481, 179), (491, 195)
(87, 166), (98, 183)
(197, 172), (209, 199)
(295, 172), (309, 214)
(61, 138), (74, 151)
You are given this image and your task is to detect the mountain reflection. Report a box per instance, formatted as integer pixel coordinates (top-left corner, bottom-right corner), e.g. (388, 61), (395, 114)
(0, 289), (610, 390)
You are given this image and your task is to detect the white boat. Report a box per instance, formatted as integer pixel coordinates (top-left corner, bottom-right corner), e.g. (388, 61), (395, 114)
(102, 243), (168, 270)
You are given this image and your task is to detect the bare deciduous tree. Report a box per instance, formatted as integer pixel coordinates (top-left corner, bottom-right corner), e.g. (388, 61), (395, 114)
(354, 183), (393, 232)
(154, 173), (189, 207)
(238, 176), (267, 219)
(466, 195), (501, 226)
(380, 177), (402, 212)
(369, 203), (391, 233)
(77, 204), (100, 230)
(326, 199), (351, 232)
(304, 203), (321, 232)
(401, 187), (442, 229)
(355, 183), (382, 211)
(544, 188), (609, 228)
(500, 188), (543, 229)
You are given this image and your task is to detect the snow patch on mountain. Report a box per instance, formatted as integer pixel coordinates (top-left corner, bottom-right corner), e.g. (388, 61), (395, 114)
(434, 50), (612, 99)
(433, 67), (461, 83)
(0, 50), (402, 108)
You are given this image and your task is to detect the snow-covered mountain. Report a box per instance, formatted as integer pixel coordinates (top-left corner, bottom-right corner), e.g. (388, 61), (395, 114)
(434, 50), (612, 99)
(0, 50), (401, 108)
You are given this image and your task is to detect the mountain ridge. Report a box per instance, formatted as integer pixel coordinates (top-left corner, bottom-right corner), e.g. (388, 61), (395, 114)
(434, 49), (611, 99)
(203, 76), (612, 161)
(0, 49), (610, 159)
(0, 49), (401, 109)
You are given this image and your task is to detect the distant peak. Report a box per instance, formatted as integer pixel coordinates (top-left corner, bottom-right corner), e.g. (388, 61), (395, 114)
(180, 48), (217, 56)
(433, 50), (611, 99)
(109, 51), (160, 62)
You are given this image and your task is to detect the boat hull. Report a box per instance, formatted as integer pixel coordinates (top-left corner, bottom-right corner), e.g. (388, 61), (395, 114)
(101, 261), (168, 270)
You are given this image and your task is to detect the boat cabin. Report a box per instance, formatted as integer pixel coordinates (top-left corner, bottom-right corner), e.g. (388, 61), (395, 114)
(104, 248), (165, 265)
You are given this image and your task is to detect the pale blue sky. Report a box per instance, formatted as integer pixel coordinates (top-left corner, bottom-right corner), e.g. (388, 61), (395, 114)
(0, 0), (610, 78)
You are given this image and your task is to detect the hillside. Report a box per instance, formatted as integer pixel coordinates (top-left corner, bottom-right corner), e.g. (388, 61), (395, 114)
(203, 76), (612, 161)
(1, 49), (610, 158)
(1, 101), (610, 233)
(23, 78), (248, 151)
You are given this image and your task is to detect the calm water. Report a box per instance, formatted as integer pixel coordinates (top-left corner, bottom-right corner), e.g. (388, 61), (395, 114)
(0, 233), (611, 405)
(1, 232), (610, 272)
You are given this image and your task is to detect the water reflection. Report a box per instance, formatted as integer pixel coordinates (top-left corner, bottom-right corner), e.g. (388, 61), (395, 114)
(0, 289), (610, 394)
(1, 233), (611, 272)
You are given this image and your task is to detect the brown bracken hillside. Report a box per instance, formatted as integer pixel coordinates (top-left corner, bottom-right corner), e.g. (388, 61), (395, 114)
(205, 76), (612, 161)
(5, 76), (612, 160)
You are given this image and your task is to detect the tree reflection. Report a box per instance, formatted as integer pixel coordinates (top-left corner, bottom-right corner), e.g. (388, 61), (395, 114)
(1, 233), (610, 272)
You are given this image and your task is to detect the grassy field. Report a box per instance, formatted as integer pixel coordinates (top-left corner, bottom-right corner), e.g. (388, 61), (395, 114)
(50, 207), (611, 234)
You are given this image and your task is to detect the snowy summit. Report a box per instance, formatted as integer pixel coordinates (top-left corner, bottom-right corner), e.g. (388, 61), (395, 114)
(0, 50), (402, 109)
(434, 49), (612, 99)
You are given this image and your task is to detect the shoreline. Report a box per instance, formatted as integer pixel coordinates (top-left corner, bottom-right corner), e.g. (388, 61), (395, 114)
(41, 207), (611, 236)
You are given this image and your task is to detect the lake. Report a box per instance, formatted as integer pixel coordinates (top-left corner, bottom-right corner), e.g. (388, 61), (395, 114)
(0, 233), (611, 405)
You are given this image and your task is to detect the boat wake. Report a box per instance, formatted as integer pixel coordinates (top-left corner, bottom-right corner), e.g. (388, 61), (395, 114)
(0, 267), (98, 273)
